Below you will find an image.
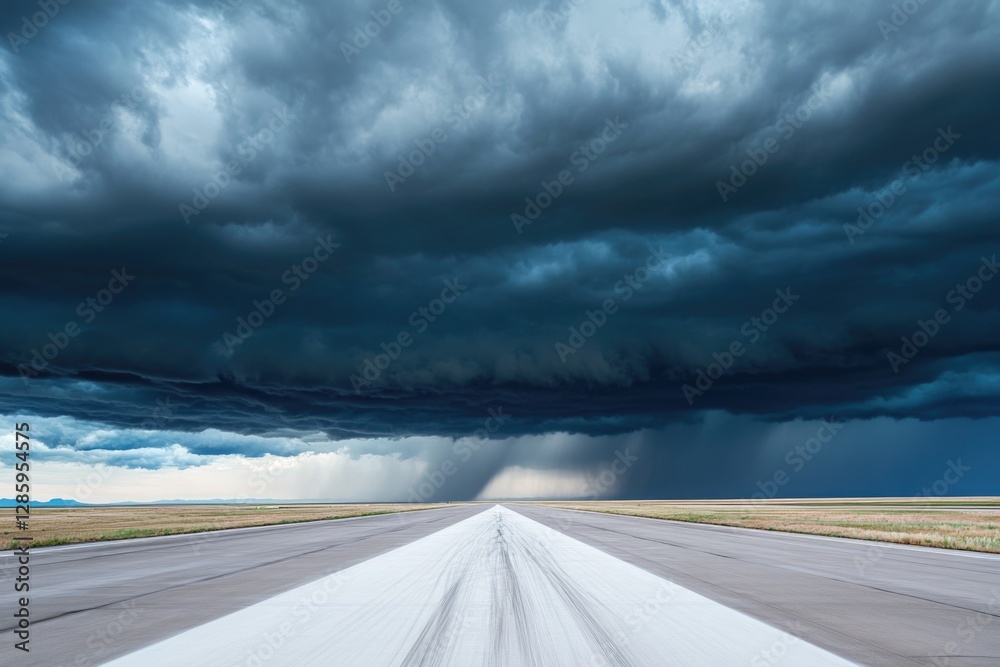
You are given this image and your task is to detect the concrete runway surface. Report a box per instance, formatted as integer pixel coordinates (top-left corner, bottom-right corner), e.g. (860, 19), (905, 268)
(512, 504), (1000, 666)
(1, 503), (998, 666)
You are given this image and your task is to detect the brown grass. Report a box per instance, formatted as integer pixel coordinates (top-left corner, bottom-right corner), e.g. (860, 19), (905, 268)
(2, 503), (450, 549)
(530, 499), (1000, 553)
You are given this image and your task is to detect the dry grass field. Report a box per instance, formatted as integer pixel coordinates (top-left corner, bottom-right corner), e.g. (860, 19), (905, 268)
(533, 498), (1000, 553)
(7, 499), (999, 553)
(2, 503), (449, 549)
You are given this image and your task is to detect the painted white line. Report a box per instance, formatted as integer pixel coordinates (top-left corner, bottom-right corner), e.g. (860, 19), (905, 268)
(105, 505), (856, 666)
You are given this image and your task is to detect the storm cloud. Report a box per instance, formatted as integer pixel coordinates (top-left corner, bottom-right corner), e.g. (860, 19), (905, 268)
(1, 0), (998, 500)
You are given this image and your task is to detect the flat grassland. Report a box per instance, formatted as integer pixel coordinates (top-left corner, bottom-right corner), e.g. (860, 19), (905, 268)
(2, 503), (448, 549)
(532, 498), (1000, 553)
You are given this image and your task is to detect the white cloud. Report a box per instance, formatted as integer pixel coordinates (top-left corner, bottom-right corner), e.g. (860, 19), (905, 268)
(9, 451), (426, 504)
(477, 465), (591, 499)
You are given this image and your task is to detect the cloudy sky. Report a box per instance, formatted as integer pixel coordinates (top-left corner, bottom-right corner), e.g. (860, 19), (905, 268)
(1, 0), (999, 502)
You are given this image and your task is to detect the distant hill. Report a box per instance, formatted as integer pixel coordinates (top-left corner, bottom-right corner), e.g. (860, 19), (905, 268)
(0, 498), (88, 507)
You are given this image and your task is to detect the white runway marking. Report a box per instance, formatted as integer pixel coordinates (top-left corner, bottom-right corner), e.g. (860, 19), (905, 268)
(105, 505), (856, 666)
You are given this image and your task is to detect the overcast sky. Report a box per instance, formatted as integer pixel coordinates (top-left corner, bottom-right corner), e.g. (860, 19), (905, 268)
(2, 0), (999, 502)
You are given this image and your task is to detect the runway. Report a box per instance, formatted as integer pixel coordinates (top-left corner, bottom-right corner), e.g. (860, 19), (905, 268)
(104, 505), (853, 666)
(2, 503), (998, 665)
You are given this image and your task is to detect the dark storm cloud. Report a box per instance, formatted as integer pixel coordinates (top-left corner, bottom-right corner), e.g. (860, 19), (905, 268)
(1, 0), (999, 484)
